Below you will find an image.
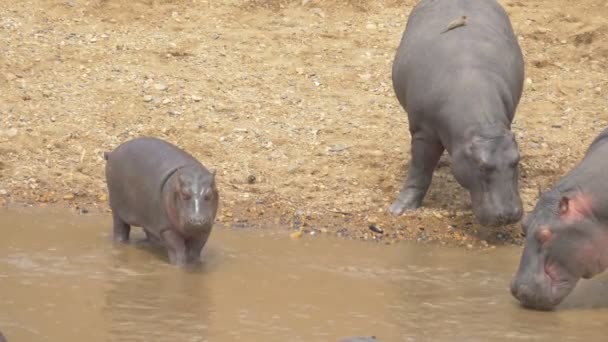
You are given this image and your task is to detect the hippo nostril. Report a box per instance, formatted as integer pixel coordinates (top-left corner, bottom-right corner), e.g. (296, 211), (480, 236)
(188, 218), (204, 226)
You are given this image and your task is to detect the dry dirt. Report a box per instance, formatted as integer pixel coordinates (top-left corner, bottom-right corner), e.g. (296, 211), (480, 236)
(1, 0), (607, 249)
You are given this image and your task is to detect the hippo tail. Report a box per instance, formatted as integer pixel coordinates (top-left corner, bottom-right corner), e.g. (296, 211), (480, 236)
(103, 151), (110, 161)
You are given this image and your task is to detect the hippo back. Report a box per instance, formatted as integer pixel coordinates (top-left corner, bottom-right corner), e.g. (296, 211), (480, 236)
(393, 0), (524, 124)
(105, 137), (203, 230)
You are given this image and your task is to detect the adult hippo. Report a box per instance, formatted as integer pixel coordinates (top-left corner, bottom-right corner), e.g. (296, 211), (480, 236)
(388, 0), (525, 227)
(511, 128), (608, 310)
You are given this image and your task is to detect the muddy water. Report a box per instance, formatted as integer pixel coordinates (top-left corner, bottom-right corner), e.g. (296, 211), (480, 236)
(1, 208), (607, 341)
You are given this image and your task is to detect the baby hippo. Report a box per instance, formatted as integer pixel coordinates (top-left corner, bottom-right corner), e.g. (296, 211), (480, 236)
(104, 137), (219, 266)
(511, 127), (608, 310)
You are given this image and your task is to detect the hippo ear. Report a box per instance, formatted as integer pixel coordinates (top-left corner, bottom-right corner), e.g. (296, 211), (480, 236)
(536, 226), (553, 245)
(177, 172), (187, 189)
(559, 196), (570, 216)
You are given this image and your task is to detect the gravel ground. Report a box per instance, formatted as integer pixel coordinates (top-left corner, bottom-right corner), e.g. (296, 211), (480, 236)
(1, 0), (607, 249)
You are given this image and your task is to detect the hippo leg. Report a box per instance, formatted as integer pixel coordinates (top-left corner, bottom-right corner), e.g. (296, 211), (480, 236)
(143, 229), (161, 243)
(185, 232), (211, 263)
(112, 211), (131, 242)
(160, 230), (187, 266)
(389, 132), (444, 215)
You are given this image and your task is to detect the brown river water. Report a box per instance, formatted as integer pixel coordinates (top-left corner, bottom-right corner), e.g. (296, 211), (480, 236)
(1, 207), (607, 342)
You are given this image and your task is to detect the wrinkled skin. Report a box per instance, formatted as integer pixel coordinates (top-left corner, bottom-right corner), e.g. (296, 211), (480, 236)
(511, 128), (608, 310)
(388, 0), (524, 227)
(105, 137), (219, 266)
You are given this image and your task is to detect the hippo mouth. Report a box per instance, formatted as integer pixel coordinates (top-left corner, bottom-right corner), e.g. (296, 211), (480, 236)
(542, 261), (577, 307)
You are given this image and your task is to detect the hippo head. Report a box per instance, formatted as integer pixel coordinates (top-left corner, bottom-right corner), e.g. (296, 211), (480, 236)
(510, 193), (608, 310)
(164, 165), (219, 235)
(451, 126), (523, 226)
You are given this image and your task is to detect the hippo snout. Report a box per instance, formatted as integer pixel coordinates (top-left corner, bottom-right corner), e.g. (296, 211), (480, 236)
(476, 204), (522, 227)
(186, 217), (210, 227)
(510, 277), (558, 311)
(497, 205), (523, 225)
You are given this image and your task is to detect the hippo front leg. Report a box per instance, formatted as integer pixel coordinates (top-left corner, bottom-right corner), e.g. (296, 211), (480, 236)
(160, 230), (187, 266)
(389, 132), (444, 215)
(185, 232), (211, 263)
(111, 211), (131, 243)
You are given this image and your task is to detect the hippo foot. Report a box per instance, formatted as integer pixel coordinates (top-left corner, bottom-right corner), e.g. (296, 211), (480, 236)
(388, 198), (420, 216)
(112, 236), (129, 243)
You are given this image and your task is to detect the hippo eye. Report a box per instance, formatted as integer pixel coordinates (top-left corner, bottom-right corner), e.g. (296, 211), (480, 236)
(203, 189), (214, 201)
(180, 190), (192, 201)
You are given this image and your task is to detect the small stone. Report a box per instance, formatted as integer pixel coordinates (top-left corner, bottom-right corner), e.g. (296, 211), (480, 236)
(366, 23), (377, 30)
(328, 144), (347, 153)
(154, 83), (168, 91)
(162, 98), (172, 104)
(22, 94), (31, 101)
(90, 37), (97, 43)
(525, 78), (533, 85)
(290, 229), (303, 240)
(0, 189), (7, 195)
(63, 194), (75, 200)
(191, 94), (203, 102)
(143, 95), (153, 102)
(295, 67), (304, 75)
(42, 90), (51, 97)
(247, 175), (256, 184)
(1, 128), (18, 137)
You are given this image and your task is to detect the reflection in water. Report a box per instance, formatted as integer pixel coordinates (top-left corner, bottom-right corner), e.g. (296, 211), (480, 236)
(0, 207), (608, 341)
(104, 261), (213, 342)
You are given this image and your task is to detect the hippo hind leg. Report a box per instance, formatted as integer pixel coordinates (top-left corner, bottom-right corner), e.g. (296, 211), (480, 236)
(111, 211), (131, 243)
(389, 131), (444, 215)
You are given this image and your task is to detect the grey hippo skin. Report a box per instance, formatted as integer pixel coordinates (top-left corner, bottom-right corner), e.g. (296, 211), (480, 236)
(104, 137), (219, 266)
(339, 337), (378, 342)
(511, 128), (608, 310)
(389, 0), (525, 227)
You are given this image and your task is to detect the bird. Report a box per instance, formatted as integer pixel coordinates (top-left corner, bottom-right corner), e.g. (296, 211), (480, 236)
(441, 15), (467, 34)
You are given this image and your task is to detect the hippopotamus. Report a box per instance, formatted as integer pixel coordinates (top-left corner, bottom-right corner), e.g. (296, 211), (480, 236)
(510, 128), (608, 310)
(339, 337), (378, 342)
(388, 0), (525, 227)
(104, 137), (219, 266)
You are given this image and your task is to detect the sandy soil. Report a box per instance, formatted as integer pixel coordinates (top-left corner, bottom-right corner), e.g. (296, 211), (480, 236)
(1, 0), (607, 248)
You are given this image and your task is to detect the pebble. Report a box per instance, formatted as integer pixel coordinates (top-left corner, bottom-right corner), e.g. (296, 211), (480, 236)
(329, 144), (347, 153)
(143, 95), (153, 102)
(162, 98), (172, 104)
(154, 83), (168, 91)
(366, 23), (377, 30)
(191, 94), (203, 102)
(0, 128), (18, 137)
(0, 189), (7, 195)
